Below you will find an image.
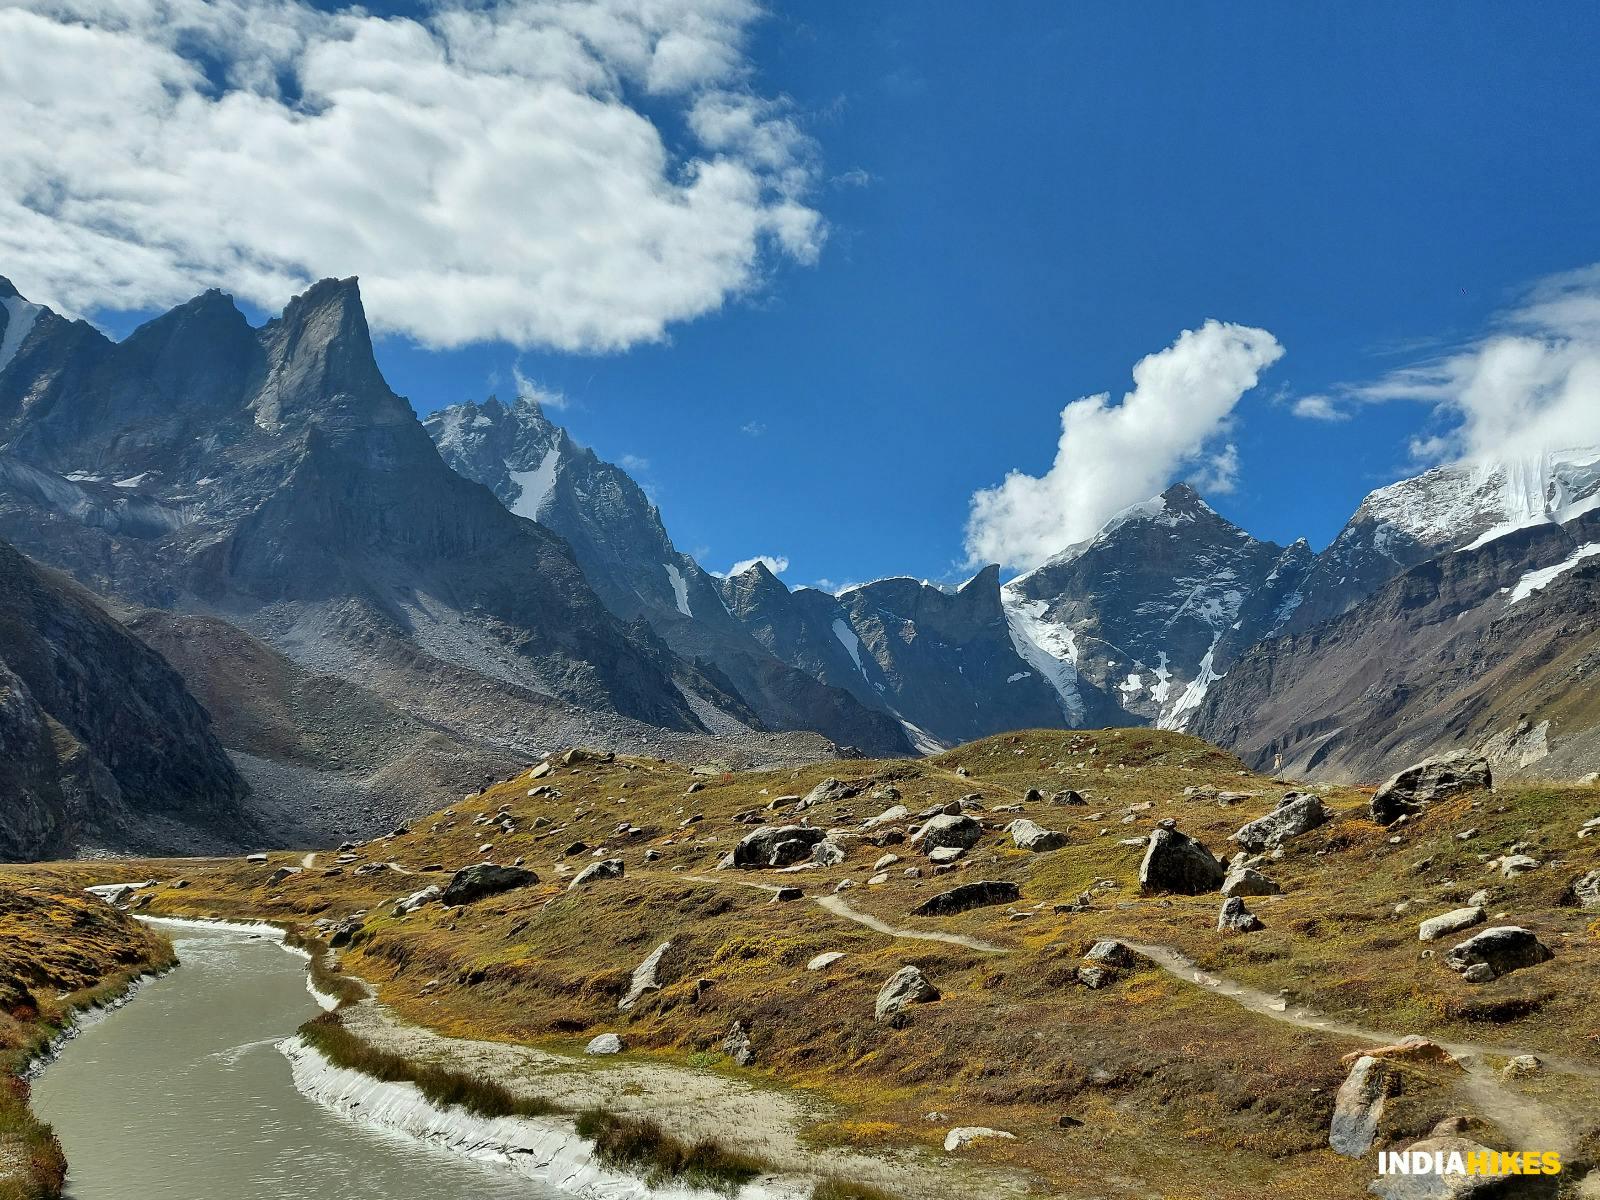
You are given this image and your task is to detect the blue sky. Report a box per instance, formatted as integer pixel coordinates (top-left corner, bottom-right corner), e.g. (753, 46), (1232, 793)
(9, 1), (1599, 588)
(375, 4), (1600, 584)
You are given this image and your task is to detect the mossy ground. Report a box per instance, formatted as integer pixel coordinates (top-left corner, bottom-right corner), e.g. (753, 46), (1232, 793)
(0, 881), (175, 1200)
(8, 727), (1599, 1198)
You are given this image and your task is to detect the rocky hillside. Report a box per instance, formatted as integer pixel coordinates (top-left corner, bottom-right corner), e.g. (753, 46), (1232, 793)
(426, 396), (910, 756)
(70, 728), (1600, 1199)
(1192, 506), (1600, 781)
(0, 538), (249, 860)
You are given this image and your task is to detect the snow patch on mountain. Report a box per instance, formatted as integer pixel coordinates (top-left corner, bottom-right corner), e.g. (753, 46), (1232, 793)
(0, 294), (42, 372)
(1508, 543), (1600, 604)
(1362, 448), (1600, 554)
(832, 617), (868, 680)
(663, 562), (692, 617)
(510, 446), (560, 520)
(1161, 637), (1223, 730)
(1001, 595), (1086, 723)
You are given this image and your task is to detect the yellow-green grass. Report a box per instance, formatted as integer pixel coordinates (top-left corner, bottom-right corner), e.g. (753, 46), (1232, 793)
(10, 728), (1598, 1199)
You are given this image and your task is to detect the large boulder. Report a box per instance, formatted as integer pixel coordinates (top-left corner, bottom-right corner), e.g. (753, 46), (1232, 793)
(1371, 752), (1492, 826)
(1443, 926), (1552, 983)
(568, 858), (625, 889)
(730, 825), (826, 868)
(441, 864), (537, 906)
(1231, 792), (1328, 852)
(1569, 869), (1600, 910)
(1329, 1054), (1391, 1157)
(1005, 819), (1067, 853)
(1139, 824), (1225, 895)
(619, 941), (673, 1011)
(911, 881), (1020, 917)
(875, 965), (939, 1023)
(911, 813), (984, 854)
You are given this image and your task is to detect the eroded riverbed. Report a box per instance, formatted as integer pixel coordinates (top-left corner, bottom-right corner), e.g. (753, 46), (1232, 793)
(31, 921), (558, 1200)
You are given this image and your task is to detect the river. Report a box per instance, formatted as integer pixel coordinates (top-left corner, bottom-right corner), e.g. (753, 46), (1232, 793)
(31, 921), (562, 1200)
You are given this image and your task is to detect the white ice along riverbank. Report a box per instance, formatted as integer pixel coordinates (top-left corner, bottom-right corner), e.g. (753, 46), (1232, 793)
(279, 1037), (812, 1200)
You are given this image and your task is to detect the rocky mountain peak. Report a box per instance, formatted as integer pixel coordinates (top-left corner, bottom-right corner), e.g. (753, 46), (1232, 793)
(253, 277), (404, 431)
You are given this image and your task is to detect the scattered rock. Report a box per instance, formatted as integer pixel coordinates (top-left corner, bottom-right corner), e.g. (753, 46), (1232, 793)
(1497, 854), (1541, 878)
(943, 1127), (1015, 1153)
(1418, 906), (1485, 943)
(392, 885), (442, 916)
(245, 853), (268, 864)
(798, 778), (859, 810)
(1221, 865), (1281, 897)
(1567, 869), (1600, 910)
(1230, 791), (1328, 852)
(1443, 926), (1552, 983)
(267, 866), (302, 886)
(873, 853), (901, 871)
(1367, 1135), (1528, 1199)
(1371, 752), (1492, 826)
(808, 952), (845, 971)
(1005, 819), (1067, 852)
(721, 1021), (755, 1066)
(911, 813), (984, 854)
(729, 825), (826, 869)
(1051, 789), (1086, 806)
(619, 941), (673, 1011)
(911, 880), (1020, 917)
(1139, 825), (1225, 895)
(585, 1033), (625, 1055)
(811, 839), (847, 867)
(1503, 1054), (1542, 1080)
(862, 804), (909, 830)
(1084, 939), (1137, 968)
(1217, 896), (1264, 932)
(928, 846), (966, 865)
(1329, 1055), (1391, 1157)
(568, 858), (625, 889)
(441, 864), (537, 906)
(771, 886), (803, 902)
(875, 965), (939, 1023)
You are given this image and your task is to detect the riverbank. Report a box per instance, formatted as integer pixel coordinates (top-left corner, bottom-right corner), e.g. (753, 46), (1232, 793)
(0, 882), (176, 1200)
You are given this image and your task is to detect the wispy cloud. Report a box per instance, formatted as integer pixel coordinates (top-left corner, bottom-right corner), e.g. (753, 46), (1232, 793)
(739, 419), (767, 437)
(1290, 394), (1350, 421)
(1338, 263), (1600, 464)
(0, 0), (825, 352)
(964, 320), (1284, 570)
(512, 363), (568, 409)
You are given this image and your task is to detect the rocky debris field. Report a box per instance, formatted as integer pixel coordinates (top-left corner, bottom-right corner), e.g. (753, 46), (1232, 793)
(28, 729), (1600, 1200)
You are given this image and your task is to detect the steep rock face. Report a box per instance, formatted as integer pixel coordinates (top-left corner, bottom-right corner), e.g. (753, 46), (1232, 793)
(720, 564), (1079, 750)
(425, 397), (909, 756)
(0, 537), (250, 859)
(0, 275), (726, 749)
(1002, 485), (1314, 730)
(1190, 508), (1600, 781)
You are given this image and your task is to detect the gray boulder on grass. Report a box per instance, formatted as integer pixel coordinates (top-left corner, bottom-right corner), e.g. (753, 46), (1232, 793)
(1417, 906), (1485, 942)
(1005, 819), (1067, 852)
(441, 864), (537, 906)
(1329, 1055), (1390, 1157)
(1217, 896), (1264, 932)
(1221, 865), (1281, 897)
(911, 813), (984, 854)
(911, 880), (1020, 916)
(1139, 824), (1225, 895)
(1443, 926), (1552, 983)
(619, 941), (673, 1011)
(1371, 751), (1491, 826)
(875, 965), (940, 1023)
(730, 825), (826, 868)
(1230, 791), (1328, 852)
(568, 857), (625, 889)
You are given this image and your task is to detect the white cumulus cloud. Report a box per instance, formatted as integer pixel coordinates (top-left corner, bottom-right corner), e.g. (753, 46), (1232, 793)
(1291, 394), (1349, 421)
(0, 0), (823, 352)
(1350, 263), (1600, 465)
(965, 320), (1284, 571)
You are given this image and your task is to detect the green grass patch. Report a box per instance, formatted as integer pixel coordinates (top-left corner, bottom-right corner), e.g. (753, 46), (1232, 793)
(574, 1108), (764, 1192)
(810, 1180), (902, 1200)
(282, 930), (366, 1007)
(297, 1011), (555, 1119)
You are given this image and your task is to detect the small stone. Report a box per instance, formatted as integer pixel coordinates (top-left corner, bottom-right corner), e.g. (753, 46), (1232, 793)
(585, 1033), (625, 1055)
